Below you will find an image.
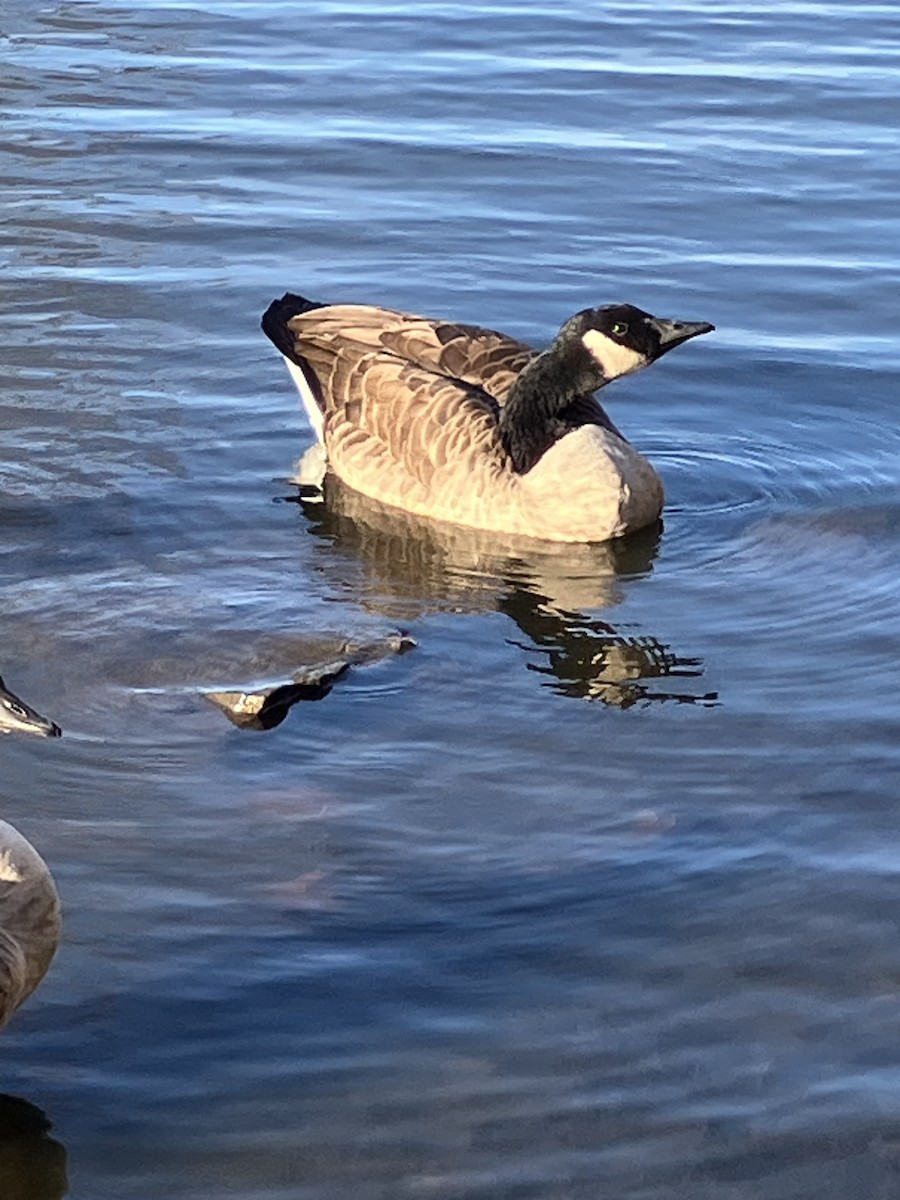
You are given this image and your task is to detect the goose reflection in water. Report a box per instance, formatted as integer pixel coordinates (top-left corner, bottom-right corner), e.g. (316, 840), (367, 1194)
(0, 1095), (67, 1200)
(287, 473), (717, 707)
(504, 603), (715, 707)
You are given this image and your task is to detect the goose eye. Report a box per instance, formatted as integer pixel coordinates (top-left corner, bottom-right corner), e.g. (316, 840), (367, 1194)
(611, 322), (628, 337)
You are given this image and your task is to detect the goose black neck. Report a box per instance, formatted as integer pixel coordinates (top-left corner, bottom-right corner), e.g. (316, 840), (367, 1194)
(500, 339), (606, 474)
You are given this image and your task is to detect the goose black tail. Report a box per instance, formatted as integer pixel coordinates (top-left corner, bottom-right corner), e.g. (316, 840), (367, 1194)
(261, 292), (326, 363)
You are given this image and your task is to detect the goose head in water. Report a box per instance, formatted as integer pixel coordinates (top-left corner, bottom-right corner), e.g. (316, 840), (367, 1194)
(0, 820), (61, 1029)
(0, 677), (62, 738)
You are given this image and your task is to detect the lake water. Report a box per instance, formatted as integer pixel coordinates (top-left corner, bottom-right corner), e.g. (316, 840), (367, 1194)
(3, 1), (900, 1195)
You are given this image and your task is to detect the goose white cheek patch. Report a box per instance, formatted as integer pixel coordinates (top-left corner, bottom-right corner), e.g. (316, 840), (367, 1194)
(0, 849), (23, 883)
(581, 330), (646, 380)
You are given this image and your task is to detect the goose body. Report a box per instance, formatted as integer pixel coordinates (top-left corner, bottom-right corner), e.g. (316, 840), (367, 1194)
(262, 295), (713, 543)
(0, 820), (60, 1029)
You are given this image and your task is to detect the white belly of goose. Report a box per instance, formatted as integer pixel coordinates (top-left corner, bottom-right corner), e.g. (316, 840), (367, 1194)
(326, 419), (665, 542)
(518, 425), (666, 542)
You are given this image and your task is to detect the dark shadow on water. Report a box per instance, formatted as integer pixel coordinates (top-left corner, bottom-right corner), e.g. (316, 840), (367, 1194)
(0, 1095), (67, 1200)
(286, 474), (717, 708)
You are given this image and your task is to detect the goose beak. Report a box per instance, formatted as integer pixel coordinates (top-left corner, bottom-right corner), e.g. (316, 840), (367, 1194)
(649, 316), (716, 357)
(0, 676), (62, 737)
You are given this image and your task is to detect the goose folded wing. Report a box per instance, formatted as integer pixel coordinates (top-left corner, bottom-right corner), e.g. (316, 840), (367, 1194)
(297, 335), (504, 495)
(377, 319), (535, 404)
(285, 304), (535, 403)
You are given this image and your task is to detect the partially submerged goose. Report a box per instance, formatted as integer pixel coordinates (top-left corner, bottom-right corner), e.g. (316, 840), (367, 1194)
(202, 630), (416, 730)
(0, 819), (60, 1029)
(261, 294), (713, 543)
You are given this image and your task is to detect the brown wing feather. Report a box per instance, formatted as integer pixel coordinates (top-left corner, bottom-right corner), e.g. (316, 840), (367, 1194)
(295, 305), (614, 432)
(287, 304), (536, 403)
(336, 359), (500, 493)
(284, 309), (506, 502)
(378, 321), (535, 403)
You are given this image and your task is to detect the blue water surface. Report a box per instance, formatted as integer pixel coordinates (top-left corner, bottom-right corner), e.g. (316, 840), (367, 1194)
(2, 2), (900, 1196)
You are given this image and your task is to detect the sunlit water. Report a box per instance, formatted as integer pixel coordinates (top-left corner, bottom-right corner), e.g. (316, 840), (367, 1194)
(3, 2), (900, 1196)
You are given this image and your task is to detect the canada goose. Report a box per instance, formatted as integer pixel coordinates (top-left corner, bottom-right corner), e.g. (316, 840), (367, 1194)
(0, 820), (61, 1029)
(0, 677), (61, 738)
(262, 294), (713, 542)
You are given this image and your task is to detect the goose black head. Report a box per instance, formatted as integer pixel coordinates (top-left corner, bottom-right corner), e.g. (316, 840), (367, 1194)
(565, 303), (714, 382)
(0, 676), (62, 738)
